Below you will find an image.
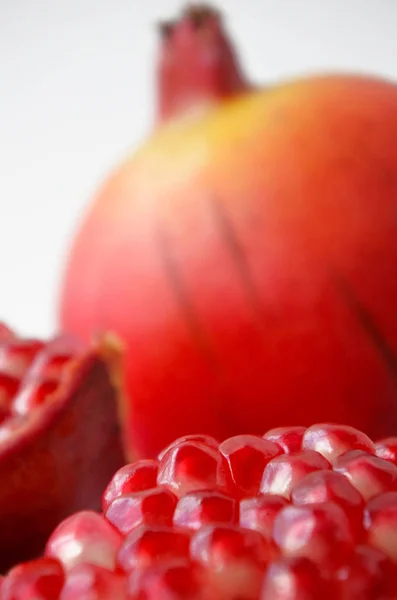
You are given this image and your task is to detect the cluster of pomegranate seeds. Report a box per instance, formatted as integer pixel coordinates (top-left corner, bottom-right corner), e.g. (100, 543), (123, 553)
(2, 423), (397, 598)
(0, 322), (82, 441)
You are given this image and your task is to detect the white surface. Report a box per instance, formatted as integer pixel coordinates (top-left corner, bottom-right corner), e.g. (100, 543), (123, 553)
(0, 0), (396, 336)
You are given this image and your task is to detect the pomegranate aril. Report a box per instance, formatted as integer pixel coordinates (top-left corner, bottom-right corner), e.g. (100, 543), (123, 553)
(45, 510), (122, 571)
(0, 323), (15, 342)
(59, 564), (128, 600)
(157, 441), (229, 496)
(157, 434), (219, 460)
(291, 470), (364, 537)
(273, 501), (354, 568)
(0, 373), (20, 408)
(263, 426), (305, 454)
(375, 437), (397, 465)
(173, 489), (237, 530)
(28, 352), (75, 383)
(0, 416), (27, 444)
(260, 450), (330, 499)
(191, 524), (270, 599)
(334, 449), (397, 500)
(1, 557), (65, 600)
(364, 491), (397, 562)
(335, 544), (397, 599)
(12, 378), (59, 415)
(129, 559), (204, 600)
(117, 524), (191, 572)
(219, 434), (281, 497)
(105, 486), (177, 534)
(261, 556), (333, 600)
(0, 339), (45, 377)
(302, 423), (375, 463)
(239, 495), (289, 540)
(102, 460), (159, 512)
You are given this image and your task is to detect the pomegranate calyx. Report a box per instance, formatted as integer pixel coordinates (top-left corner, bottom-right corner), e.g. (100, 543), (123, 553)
(157, 3), (251, 123)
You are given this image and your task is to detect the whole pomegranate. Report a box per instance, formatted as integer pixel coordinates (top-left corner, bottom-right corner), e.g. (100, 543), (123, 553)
(60, 4), (397, 459)
(2, 423), (397, 599)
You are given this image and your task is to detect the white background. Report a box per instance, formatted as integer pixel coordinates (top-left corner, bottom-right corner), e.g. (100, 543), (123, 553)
(1, 0), (396, 337)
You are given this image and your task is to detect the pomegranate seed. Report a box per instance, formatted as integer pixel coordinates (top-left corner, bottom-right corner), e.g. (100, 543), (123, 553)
(260, 450), (330, 498)
(219, 434), (281, 497)
(59, 564), (128, 600)
(191, 524), (270, 599)
(336, 545), (397, 599)
(157, 434), (219, 460)
(173, 489), (237, 530)
(239, 495), (289, 540)
(105, 486), (177, 535)
(0, 372), (20, 409)
(0, 323), (15, 342)
(375, 437), (397, 465)
(261, 556), (333, 600)
(302, 423), (375, 463)
(1, 557), (64, 600)
(13, 378), (59, 415)
(128, 559), (204, 600)
(0, 416), (27, 445)
(334, 449), (397, 500)
(157, 441), (229, 496)
(291, 470), (364, 537)
(0, 339), (44, 377)
(273, 502), (354, 568)
(28, 352), (75, 382)
(102, 460), (159, 512)
(263, 426), (306, 454)
(364, 491), (397, 562)
(117, 524), (191, 572)
(45, 511), (122, 571)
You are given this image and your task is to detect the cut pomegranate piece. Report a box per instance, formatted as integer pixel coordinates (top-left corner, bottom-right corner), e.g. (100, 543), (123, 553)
(334, 449), (397, 500)
(157, 441), (229, 496)
(302, 423), (375, 463)
(45, 510), (123, 571)
(219, 434), (281, 497)
(59, 564), (128, 600)
(261, 556), (333, 600)
(263, 426), (306, 454)
(117, 524), (191, 572)
(273, 502), (355, 568)
(374, 436), (397, 465)
(1, 557), (65, 600)
(260, 450), (331, 498)
(173, 489), (237, 530)
(364, 491), (397, 562)
(0, 326), (125, 573)
(239, 495), (289, 540)
(105, 486), (177, 534)
(102, 460), (159, 512)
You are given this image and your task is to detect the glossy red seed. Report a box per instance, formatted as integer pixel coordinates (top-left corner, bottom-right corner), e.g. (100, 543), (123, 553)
(375, 437), (397, 466)
(12, 379), (59, 415)
(260, 450), (331, 499)
(0, 340), (45, 377)
(261, 556), (333, 600)
(239, 495), (289, 540)
(364, 491), (397, 562)
(173, 490), (237, 530)
(128, 559), (204, 600)
(334, 450), (397, 500)
(219, 435), (281, 497)
(263, 426), (306, 454)
(29, 352), (74, 382)
(157, 441), (229, 496)
(336, 545), (397, 599)
(117, 524), (191, 572)
(158, 434), (219, 461)
(291, 470), (364, 537)
(105, 487), (177, 535)
(45, 511), (122, 571)
(273, 502), (354, 568)
(1, 557), (64, 600)
(0, 372), (20, 408)
(302, 423), (375, 463)
(59, 564), (127, 600)
(102, 460), (159, 512)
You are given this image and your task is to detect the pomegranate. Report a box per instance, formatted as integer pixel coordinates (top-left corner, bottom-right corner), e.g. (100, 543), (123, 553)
(0, 321), (125, 572)
(2, 422), (397, 598)
(60, 4), (397, 459)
